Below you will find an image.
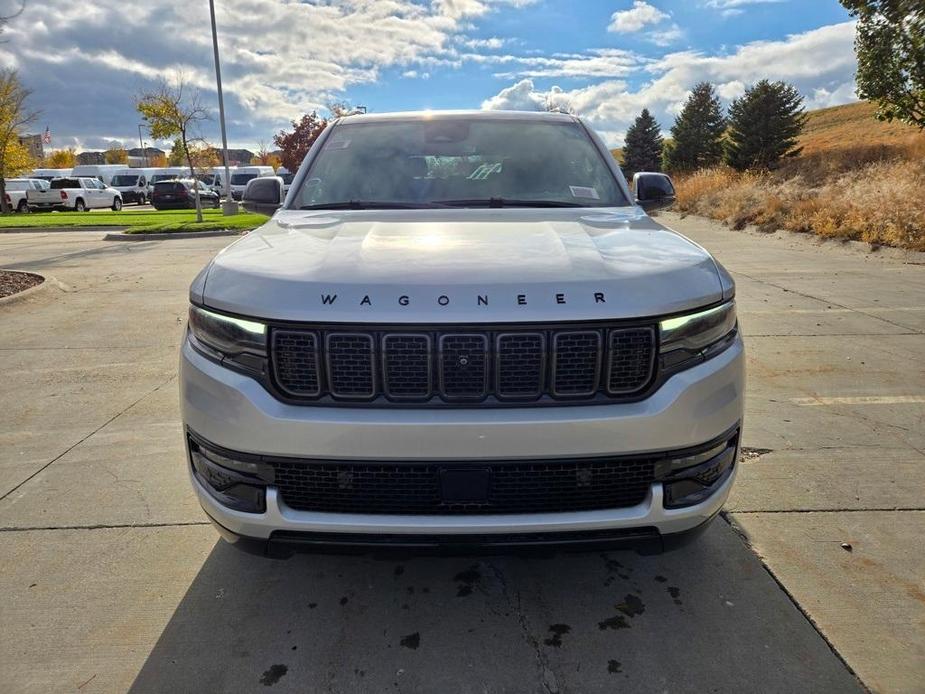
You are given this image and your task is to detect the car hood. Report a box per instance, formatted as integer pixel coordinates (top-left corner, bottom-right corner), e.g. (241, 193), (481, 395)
(198, 207), (725, 323)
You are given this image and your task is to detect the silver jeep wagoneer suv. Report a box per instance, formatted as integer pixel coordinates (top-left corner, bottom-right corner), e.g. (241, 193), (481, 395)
(180, 110), (744, 557)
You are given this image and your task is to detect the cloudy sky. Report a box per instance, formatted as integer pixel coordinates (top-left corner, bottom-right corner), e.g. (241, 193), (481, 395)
(0, 0), (857, 152)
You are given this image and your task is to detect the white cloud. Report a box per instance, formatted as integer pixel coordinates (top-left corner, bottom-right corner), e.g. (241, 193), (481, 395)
(704, 0), (788, 17)
(480, 78), (547, 110)
(608, 1), (670, 33)
(483, 21), (858, 146)
(0, 0), (535, 149)
(649, 23), (684, 47)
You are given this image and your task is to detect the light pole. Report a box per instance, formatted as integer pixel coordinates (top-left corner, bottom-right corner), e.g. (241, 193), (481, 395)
(209, 0), (237, 215)
(137, 124), (148, 167)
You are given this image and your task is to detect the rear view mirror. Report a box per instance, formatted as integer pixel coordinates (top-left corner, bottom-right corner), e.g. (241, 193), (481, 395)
(242, 176), (284, 216)
(633, 172), (676, 213)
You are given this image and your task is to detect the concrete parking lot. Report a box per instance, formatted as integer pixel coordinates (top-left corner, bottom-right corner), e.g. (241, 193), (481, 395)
(1, 216), (922, 693)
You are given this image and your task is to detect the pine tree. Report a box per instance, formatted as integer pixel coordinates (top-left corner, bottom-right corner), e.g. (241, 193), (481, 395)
(662, 82), (725, 172)
(725, 80), (806, 171)
(622, 109), (664, 176)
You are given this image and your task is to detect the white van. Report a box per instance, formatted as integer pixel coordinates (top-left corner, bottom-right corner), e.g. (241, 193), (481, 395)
(276, 166), (295, 195)
(198, 166), (236, 196)
(229, 166), (274, 200)
(30, 168), (73, 181)
(110, 168), (157, 205)
(71, 164), (131, 186)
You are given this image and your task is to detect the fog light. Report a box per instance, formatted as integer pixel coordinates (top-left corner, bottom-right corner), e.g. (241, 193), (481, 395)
(189, 438), (268, 514)
(662, 444), (736, 509)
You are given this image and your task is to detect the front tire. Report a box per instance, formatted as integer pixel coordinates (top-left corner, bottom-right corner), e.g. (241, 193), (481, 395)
(74, 199), (86, 212)
(17, 199), (29, 213)
(112, 197), (122, 211)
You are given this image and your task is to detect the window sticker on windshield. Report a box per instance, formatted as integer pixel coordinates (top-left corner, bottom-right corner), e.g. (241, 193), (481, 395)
(327, 138), (351, 150)
(569, 185), (600, 199)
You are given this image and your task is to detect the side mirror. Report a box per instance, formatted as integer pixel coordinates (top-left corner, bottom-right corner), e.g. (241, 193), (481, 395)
(242, 176), (284, 215)
(633, 172), (676, 213)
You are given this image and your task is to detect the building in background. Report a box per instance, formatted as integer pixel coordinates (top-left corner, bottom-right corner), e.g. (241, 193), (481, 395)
(76, 151), (105, 165)
(19, 134), (44, 161)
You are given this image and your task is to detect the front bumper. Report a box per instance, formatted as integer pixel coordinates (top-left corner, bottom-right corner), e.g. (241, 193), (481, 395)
(180, 333), (744, 552)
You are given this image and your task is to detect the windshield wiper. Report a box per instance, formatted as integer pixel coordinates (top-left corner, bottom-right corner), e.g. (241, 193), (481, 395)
(434, 197), (585, 208)
(299, 200), (447, 210)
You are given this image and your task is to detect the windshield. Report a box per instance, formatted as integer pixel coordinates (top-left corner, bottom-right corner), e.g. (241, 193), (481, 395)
(6, 180), (28, 190)
(111, 175), (139, 186)
(292, 118), (627, 209)
(231, 173), (258, 186)
(151, 174), (177, 183)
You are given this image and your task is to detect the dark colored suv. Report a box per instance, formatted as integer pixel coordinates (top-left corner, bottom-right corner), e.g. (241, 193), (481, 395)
(151, 180), (220, 210)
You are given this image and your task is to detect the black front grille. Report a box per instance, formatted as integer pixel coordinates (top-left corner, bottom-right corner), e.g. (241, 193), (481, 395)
(270, 323), (656, 406)
(271, 457), (655, 515)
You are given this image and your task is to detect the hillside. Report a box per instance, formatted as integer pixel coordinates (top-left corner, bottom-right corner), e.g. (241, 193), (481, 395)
(798, 100), (922, 154)
(671, 101), (925, 251)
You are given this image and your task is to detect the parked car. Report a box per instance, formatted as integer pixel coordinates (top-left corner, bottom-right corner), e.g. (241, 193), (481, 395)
(4, 178), (49, 212)
(150, 168), (189, 187)
(229, 165), (274, 200)
(26, 176), (122, 211)
(181, 110), (743, 558)
(70, 164), (130, 186)
(151, 179), (220, 210)
(110, 169), (155, 205)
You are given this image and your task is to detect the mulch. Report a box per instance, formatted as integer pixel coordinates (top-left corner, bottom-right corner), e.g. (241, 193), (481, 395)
(0, 270), (44, 299)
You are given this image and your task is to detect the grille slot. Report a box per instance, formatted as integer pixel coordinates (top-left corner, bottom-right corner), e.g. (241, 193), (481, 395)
(325, 333), (376, 398)
(496, 332), (545, 399)
(272, 330), (321, 397)
(552, 331), (602, 396)
(382, 334), (432, 399)
(272, 457), (655, 515)
(270, 322), (656, 406)
(439, 334), (489, 400)
(607, 327), (656, 394)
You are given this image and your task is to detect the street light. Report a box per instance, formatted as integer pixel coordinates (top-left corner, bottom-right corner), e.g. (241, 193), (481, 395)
(137, 124), (148, 167)
(209, 0), (237, 215)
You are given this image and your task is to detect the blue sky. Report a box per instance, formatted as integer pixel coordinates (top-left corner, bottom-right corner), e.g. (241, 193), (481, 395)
(0, 0), (858, 151)
(352, 1), (853, 112)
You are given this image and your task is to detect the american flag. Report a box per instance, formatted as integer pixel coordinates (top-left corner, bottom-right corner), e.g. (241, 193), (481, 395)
(42, 127), (51, 145)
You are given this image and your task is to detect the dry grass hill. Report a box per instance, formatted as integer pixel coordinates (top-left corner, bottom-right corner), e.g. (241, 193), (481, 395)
(671, 101), (925, 250)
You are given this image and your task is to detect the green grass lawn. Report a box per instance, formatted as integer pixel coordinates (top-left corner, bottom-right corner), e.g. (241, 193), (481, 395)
(0, 208), (268, 233)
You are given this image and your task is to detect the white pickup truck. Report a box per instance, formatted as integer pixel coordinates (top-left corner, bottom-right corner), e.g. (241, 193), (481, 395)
(4, 178), (49, 213)
(26, 177), (123, 212)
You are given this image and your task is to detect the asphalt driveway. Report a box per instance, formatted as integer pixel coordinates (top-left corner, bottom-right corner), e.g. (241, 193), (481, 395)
(0, 218), (922, 693)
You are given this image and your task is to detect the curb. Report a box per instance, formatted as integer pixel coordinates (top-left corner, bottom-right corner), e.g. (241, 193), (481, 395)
(0, 226), (129, 234)
(102, 229), (246, 241)
(0, 270), (53, 306)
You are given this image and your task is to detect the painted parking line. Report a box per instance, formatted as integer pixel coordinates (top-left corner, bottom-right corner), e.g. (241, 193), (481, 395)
(791, 395), (925, 406)
(746, 307), (925, 314)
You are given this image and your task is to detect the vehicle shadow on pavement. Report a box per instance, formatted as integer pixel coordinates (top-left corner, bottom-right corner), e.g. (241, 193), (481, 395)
(128, 521), (862, 694)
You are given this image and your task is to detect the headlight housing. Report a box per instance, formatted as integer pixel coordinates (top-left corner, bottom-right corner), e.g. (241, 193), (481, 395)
(188, 305), (267, 374)
(659, 300), (737, 371)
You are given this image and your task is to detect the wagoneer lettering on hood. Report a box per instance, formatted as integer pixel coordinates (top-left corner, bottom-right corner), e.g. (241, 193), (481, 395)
(195, 207), (725, 323)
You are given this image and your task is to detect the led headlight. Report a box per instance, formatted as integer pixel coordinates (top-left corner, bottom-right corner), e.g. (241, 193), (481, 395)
(659, 300), (737, 370)
(188, 305), (267, 372)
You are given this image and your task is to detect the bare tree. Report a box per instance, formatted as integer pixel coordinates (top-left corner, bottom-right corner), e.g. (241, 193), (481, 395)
(0, 69), (40, 213)
(136, 74), (209, 221)
(1, 1), (26, 42)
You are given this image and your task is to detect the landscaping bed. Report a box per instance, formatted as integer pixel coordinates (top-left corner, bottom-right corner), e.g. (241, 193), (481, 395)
(0, 270), (44, 299)
(0, 209), (267, 234)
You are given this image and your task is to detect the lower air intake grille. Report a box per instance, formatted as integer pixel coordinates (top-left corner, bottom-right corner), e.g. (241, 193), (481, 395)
(271, 457), (655, 515)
